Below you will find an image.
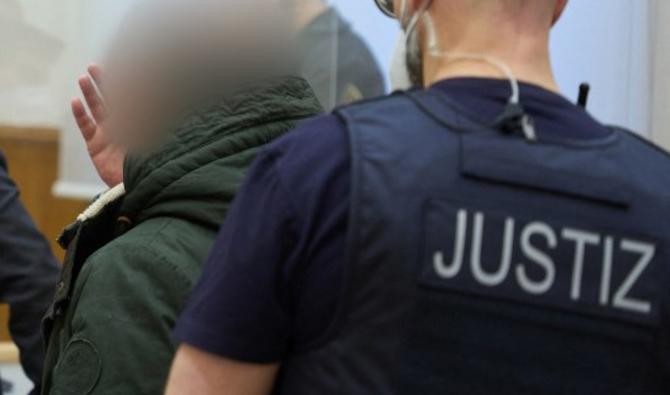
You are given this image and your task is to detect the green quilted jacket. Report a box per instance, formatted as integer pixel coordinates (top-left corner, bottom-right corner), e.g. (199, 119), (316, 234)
(41, 77), (322, 395)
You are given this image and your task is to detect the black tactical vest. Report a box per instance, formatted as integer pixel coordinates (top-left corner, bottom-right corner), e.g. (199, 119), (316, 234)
(276, 90), (670, 394)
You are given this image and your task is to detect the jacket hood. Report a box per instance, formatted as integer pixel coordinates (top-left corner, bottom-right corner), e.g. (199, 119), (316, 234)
(118, 76), (322, 230)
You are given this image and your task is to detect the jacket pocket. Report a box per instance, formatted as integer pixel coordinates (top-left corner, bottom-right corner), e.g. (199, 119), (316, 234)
(51, 338), (101, 395)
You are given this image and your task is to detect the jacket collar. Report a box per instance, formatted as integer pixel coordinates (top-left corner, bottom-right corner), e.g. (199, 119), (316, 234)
(119, 76), (322, 226)
(57, 183), (127, 250)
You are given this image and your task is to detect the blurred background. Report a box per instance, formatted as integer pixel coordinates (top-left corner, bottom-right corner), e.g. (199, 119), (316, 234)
(0, 0), (668, 392)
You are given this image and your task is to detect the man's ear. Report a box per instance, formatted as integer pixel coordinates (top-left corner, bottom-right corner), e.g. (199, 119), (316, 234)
(552, 0), (568, 26)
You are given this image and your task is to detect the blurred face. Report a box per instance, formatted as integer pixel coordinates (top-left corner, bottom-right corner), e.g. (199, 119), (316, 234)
(101, 3), (194, 152)
(102, 0), (295, 152)
(104, 56), (175, 152)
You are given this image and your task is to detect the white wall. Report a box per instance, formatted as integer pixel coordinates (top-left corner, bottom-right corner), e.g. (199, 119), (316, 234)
(650, 0), (670, 149)
(0, 0), (104, 197)
(0, 0), (77, 126)
(54, 0), (139, 198)
(551, 0), (651, 133)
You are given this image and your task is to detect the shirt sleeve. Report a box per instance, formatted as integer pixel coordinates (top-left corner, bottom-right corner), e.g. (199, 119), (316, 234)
(173, 149), (296, 362)
(174, 114), (350, 363)
(0, 152), (60, 393)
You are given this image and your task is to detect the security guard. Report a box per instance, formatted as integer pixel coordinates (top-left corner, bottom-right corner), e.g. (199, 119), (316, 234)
(167, 1), (670, 394)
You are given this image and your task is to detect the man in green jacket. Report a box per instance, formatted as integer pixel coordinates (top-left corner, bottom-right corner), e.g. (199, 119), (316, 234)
(40, 1), (322, 394)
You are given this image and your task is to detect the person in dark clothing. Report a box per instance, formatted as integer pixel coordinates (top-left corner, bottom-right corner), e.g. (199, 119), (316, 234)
(167, 1), (670, 394)
(288, 0), (386, 110)
(0, 152), (59, 395)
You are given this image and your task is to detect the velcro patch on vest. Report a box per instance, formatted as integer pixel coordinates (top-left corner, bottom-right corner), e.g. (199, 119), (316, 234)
(420, 200), (662, 326)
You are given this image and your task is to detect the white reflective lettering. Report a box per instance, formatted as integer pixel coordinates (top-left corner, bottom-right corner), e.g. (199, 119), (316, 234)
(428, 208), (655, 318)
(434, 209), (468, 279)
(471, 213), (515, 286)
(516, 222), (557, 295)
(613, 239), (654, 314)
(599, 237), (614, 306)
(562, 228), (601, 301)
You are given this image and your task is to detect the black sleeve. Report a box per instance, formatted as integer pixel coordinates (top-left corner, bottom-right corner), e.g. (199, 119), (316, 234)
(0, 152), (60, 394)
(174, 115), (349, 362)
(173, 149), (296, 362)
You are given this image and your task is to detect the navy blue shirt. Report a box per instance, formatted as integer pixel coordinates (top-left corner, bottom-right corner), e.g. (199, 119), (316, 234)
(173, 78), (612, 362)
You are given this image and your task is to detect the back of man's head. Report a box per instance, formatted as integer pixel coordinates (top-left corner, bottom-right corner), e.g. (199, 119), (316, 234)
(398, 0), (568, 89)
(430, 0), (567, 34)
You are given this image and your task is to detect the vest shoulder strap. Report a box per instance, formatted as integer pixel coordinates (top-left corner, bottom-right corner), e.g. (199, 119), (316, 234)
(609, 125), (670, 159)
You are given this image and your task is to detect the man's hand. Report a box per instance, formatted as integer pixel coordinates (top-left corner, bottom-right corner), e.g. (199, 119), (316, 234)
(71, 65), (125, 187)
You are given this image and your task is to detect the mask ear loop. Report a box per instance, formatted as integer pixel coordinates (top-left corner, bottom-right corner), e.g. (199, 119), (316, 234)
(402, 0), (432, 38)
(423, 13), (537, 142)
(399, 0), (409, 26)
(401, 0), (433, 87)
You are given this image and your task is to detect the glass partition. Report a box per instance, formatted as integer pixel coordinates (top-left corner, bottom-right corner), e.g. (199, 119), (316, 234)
(293, 0), (398, 110)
